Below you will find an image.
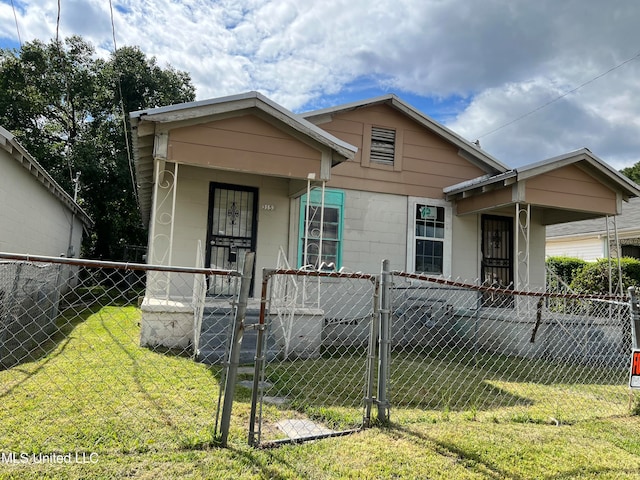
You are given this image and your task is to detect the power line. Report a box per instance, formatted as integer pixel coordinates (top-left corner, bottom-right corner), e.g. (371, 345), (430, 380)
(10, 0), (22, 47)
(53, 0), (76, 183)
(55, 0), (61, 44)
(476, 49), (640, 140)
(108, 0), (140, 210)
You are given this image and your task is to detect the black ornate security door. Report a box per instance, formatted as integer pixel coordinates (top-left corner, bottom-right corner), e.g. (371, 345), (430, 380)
(206, 183), (258, 294)
(481, 215), (513, 307)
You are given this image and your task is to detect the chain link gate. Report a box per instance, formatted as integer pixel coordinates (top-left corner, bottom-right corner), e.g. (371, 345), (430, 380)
(248, 269), (378, 447)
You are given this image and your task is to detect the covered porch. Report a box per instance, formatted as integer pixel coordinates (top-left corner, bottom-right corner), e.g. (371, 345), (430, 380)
(130, 92), (357, 349)
(444, 149), (640, 292)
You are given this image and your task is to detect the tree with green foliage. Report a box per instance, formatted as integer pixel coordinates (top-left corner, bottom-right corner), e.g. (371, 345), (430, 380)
(0, 36), (195, 259)
(621, 163), (640, 185)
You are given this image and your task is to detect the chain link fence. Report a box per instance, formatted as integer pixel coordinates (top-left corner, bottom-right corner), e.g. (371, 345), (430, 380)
(0, 261), (64, 369)
(0, 252), (636, 454)
(388, 272), (631, 425)
(0, 253), (240, 454)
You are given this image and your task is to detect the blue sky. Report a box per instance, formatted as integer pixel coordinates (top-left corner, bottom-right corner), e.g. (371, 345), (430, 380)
(2, 0), (640, 171)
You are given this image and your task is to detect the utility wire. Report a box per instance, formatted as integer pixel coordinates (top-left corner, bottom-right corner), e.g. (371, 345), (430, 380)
(109, 0), (139, 210)
(476, 49), (640, 140)
(10, 0), (22, 47)
(55, 0), (61, 44)
(54, 0), (76, 184)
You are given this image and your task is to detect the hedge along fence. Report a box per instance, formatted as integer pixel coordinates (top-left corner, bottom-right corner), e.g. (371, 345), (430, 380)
(547, 256), (640, 295)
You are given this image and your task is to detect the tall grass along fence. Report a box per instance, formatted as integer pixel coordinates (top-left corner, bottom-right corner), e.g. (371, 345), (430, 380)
(0, 252), (637, 455)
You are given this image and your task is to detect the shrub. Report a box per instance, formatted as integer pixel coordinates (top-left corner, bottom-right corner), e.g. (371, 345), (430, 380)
(570, 257), (640, 294)
(546, 256), (587, 285)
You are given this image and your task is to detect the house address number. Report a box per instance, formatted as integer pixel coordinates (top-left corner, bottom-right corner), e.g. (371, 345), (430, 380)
(261, 204), (275, 211)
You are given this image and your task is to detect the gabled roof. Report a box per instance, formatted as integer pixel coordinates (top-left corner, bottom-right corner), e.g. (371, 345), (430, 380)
(443, 148), (640, 225)
(518, 148), (640, 198)
(0, 126), (93, 228)
(131, 91), (358, 225)
(130, 91), (357, 160)
(302, 94), (509, 174)
(444, 148), (640, 200)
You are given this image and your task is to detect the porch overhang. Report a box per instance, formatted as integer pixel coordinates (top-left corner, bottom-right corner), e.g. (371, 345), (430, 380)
(130, 92), (358, 227)
(444, 149), (640, 225)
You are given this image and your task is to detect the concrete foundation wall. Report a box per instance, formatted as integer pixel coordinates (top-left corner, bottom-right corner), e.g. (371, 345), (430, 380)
(139, 298), (194, 349)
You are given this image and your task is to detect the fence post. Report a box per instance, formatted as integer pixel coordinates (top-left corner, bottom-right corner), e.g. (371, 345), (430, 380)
(364, 276), (380, 427)
(219, 252), (255, 447)
(248, 269), (271, 447)
(629, 286), (640, 349)
(377, 259), (391, 423)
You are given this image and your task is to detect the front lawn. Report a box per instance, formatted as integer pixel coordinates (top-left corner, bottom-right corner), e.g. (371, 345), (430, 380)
(0, 303), (638, 479)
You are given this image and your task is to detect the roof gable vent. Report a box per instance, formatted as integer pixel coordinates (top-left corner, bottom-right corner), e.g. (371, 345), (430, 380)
(370, 127), (396, 165)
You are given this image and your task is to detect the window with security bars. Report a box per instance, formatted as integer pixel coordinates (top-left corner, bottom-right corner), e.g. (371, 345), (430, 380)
(414, 204), (445, 274)
(298, 189), (344, 269)
(370, 127), (396, 165)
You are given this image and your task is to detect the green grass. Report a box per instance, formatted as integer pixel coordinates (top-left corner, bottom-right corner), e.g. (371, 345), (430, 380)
(0, 305), (225, 454)
(1, 304), (639, 479)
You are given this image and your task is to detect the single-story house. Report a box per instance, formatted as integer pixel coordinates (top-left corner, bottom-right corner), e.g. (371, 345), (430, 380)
(0, 126), (92, 257)
(130, 92), (640, 350)
(546, 196), (640, 261)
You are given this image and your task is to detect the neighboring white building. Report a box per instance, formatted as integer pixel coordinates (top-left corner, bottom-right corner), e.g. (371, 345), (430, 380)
(546, 197), (640, 261)
(0, 126), (92, 257)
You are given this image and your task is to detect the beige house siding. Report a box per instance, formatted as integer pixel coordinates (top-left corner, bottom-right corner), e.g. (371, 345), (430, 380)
(528, 209), (548, 290)
(525, 164), (618, 215)
(455, 189), (513, 216)
(168, 115), (324, 180)
(341, 190), (407, 272)
(315, 104), (487, 198)
(451, 214), (482, 281)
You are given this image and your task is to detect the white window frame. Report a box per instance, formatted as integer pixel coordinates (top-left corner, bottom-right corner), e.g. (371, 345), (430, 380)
(406, 197), (452, 277)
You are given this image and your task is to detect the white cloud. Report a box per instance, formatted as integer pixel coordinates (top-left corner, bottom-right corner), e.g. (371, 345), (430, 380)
(3, 0), (640, 169)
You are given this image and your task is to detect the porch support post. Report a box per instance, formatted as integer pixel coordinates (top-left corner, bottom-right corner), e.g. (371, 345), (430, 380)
(318, 180), (326, 268)
(605, 215), (623, 295)
(147, 158), (161, 265)
(168, 162), (179, 266)
(515, 203), (530, 290)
